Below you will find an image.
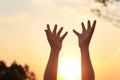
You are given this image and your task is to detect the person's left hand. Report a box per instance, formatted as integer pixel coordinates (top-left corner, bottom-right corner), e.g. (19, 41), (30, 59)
(73, 20), (96, 49)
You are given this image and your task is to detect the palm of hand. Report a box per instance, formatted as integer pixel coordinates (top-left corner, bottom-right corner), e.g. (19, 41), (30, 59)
(79, 30), (92, 47)
(73, 20), (96, 48)
(48, 33), (62, 50)
(45, 24), (68, 51)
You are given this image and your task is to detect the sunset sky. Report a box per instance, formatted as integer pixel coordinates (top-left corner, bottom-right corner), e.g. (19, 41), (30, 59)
(0, 0), (120, 80)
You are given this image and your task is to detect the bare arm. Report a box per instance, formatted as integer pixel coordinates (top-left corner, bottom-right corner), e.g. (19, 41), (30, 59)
(73, 20), (96, 80)
(44, 24), (68, 80)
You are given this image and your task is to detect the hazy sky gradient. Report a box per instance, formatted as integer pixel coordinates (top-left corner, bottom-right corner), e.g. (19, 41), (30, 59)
(0, 0), (120, 80)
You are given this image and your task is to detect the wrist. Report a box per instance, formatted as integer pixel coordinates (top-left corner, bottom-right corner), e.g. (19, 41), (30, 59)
(51, 48), (60, 52)
(51, 46), (61, 52)
(80, 46), (89, 50)
(50, 48), (60, 56)
(80, 46), (89, 56)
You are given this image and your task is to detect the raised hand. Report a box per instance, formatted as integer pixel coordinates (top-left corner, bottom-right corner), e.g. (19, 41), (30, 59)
(44, 24), (68, 80)
(73, 20), (96, 80)
(45, 24), (68, 51)
(73, 20), (96, 48)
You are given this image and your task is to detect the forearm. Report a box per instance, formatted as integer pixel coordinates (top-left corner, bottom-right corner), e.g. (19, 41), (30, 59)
(80, 47), (95, 80)
(44, 49), (60, 80)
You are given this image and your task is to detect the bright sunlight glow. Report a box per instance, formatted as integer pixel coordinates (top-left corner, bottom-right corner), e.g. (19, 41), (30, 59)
(58, 58), (81, 80)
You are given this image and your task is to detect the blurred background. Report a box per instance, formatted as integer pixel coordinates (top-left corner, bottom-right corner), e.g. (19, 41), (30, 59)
(0, 0), (120, 80)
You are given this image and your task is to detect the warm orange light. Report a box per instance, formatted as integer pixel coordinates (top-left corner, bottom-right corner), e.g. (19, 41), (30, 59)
(58, 58), (81, 80)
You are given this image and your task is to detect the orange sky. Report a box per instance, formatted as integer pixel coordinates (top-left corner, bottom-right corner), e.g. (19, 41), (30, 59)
(0, 0), (120, 80)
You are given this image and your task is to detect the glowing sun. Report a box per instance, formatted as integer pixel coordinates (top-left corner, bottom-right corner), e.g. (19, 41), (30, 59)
(58, 58), (81, 80)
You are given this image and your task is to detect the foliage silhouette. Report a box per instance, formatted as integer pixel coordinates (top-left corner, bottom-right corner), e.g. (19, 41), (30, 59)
(0, 61), (37, 80)
(91, 0), (120, 28)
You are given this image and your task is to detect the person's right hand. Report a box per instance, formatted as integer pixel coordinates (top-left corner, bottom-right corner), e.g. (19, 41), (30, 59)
(45, 24), (68, 51)
(73, 20), (96, 48)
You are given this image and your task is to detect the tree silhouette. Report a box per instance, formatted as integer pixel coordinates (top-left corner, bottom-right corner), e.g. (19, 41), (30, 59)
(91, 0), (120, 28)
(0, 61), (37, 80)
(95, 0), (108, 6)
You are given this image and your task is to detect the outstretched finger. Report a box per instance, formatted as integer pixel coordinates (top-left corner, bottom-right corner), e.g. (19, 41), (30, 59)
(60, 32), (68, 41)
(91, 20), (96, 33)
(87, 20), (91, 30)
(57, 27), (63, 36)
(47, 24), (51, 32)
(45, 30), (49, 39)
(53, 24), (57, 34)
(73, 29), (80, 37)
(81, 22), (86, 32)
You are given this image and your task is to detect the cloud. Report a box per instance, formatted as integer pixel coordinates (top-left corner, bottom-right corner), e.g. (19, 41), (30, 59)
(30, 0), (93, 19)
